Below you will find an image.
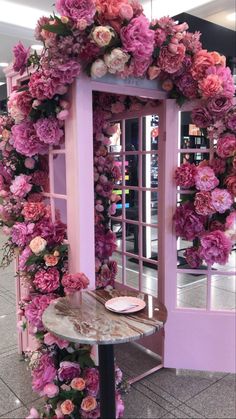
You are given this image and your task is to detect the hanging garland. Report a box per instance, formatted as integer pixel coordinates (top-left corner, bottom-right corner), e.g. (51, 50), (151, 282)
(0, 0), (235, 417)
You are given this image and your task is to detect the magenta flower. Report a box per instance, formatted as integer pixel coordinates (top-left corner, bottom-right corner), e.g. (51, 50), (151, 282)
(194, 191), (215, 216)
(191, 106), (213, 128)
(61, 272), (89, 294)
(34, 117), (64, 145)
(176, 73), (198, 99)
(195, 166), (219, 191)
(199, 230), (232, 265)
(211, 188), (233, 213)
(95, 226), (117, 259)
(209, 157), (226, 175)
(32, 353), (57, 393)
(11, 222), (35, 247)
(25, 294), (56, 331)
(207, 95), (233, 116)
(83, 368), (99, 397)
(13, 42), (30, 75)
(44, 332), (69, 349)
(11, 121), (48, 157)
(184, 247), (203, 268)
(10, 174), (32, 198)
(174, 162), (196, 188)
(216, 133), (236, 158)
(173, 202), (206, 241)
(29, 70), (60, 101)
(33, 268), (60, 293)
(120, 16), (155, 62)
(58, 361), (81, 382)
(157, 44), (186, 74)
(55, 0), (95, 26)
(225, 106), (236, 132)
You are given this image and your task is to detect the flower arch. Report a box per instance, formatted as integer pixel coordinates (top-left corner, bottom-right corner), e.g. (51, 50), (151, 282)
(0, 0), (235, 417)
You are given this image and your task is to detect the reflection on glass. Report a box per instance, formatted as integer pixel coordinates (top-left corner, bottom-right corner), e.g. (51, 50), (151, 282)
(177, 238), (207, 269)
(177, 273), (207, 309)
(142, 191), (157, 224)
(125, 223), (139, 256)
(180, 151), (209, 165)
(125, 256), (139, 290)
(125, 118), (139, 150)
(53, 154), (66, 195)
(180, 112), (209, 150)
(125, 155), (138, 187)
(142, 226), (157, 260)
(211, 275), (236, 311)
(109, 122), (122, 152)
(142, 154), (158, 188)
(125, 190), (139, 220)
(111, 221), (122, 251)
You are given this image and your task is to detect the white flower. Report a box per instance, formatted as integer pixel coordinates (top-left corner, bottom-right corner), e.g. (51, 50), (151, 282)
(104, 48), (130, 74)
(92, 26), (114, 47)
(91, 59), (108, 78)
(29, 236), (47, 254)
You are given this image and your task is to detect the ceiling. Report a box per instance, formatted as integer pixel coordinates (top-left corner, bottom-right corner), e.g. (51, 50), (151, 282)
(0, 0), (235, 83)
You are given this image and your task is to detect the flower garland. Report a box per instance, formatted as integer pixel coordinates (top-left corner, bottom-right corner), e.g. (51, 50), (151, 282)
(0, 0), (235, 417)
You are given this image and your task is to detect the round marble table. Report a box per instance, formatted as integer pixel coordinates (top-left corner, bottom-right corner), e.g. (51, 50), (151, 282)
(42, 289), (167, 419)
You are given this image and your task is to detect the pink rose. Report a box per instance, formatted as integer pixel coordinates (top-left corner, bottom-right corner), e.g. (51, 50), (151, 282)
(81, 396), (97, 412)
(157, 44), (186, 74)
(44, 332), (69, 349)
(61, 272), (89, 294)
(92, 26), (114, 47)
(199, 74), (223, 98)
(58, 361), (81, 381)
(84, 368), (99, 397)
(195, 166), (219, 191)
(71, 377), (86, 391)
(91, 59), (108, 78)
(29, 236), (47, 254)
(104, 48), (130, 74)
(42, 383), (59, 398)
(13, 41), (30, 75)
(119, 3), (133, 20)
(194, 191), (215, 215)
(216, 133), (236, 158)
(61, 400), (75, 415)
(57, 110), (69, 120)
(26, 408), (40, 419)
(24, 158), (36, 170)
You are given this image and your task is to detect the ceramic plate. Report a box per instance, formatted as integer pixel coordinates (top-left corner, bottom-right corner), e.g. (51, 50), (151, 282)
(105, 296), (146, 314)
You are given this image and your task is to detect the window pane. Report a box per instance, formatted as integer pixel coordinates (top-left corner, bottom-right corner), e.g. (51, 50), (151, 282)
(53, 154), (66, 195)
(211, 275), (236, 311)
(177, 273), (207, 309)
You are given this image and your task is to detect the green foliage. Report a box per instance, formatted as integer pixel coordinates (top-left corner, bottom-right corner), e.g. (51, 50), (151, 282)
(42, 16), (72, 36)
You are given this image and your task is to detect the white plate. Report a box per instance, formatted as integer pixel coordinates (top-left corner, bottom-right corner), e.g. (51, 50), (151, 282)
(105, 296), (146, 314)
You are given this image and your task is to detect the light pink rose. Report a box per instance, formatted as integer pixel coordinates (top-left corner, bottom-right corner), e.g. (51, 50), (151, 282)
(44, 332), (69, 349)
(61, 400), (75, 415)
(91, 59), (108, 78)
(10, 174), (32, 198)
(211, 188), (233, 213)
(104, 48), (130, 74)
(26, 407), (40, 419)
(119, 3), (133, 20)
(92, 26), (114, 47)
(29, 236), (47, 254)
(57, 110), (69, 121)
(42, 383), (59, 398)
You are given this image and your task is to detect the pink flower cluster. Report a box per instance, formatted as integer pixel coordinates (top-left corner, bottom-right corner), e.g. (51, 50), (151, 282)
(8, 90), (32, 123)
(25, 294), (56, 331)
(32, 353), (57, 393)
(199, 230), (232, 265)
(174, 202), (206, 241)
(33, 268), (60, 293)
(61, 272), (89, 294)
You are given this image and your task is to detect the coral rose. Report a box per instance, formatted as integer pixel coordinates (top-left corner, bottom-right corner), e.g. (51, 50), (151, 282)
(71, 377), (86, 391)
(61, 400), (75, 415)
(29, 236), (47, 254)
(44, 254), (59, 266)
(198, 74), (223, 98)
(191, 49), (215, 80)
(81, 396), (97, 412)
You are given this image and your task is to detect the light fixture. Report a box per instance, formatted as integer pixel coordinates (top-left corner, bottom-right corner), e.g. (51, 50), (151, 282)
(31, 44), (44, 51)
(143, 0), (215, 20)
(0, 0), (49, 30)
(227, 12), (236, 21)
(0, 62), (8, 67)
(0, 82), (6, 86)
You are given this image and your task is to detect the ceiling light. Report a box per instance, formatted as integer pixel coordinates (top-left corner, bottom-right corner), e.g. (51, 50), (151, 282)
(0, 62), (8, 67)
(31, 44), (44, 51)
(0, 82), (6, 86)
(142, 0), (216, 19)
(227, 12), (236, 21)
(0, 0), (49, 30)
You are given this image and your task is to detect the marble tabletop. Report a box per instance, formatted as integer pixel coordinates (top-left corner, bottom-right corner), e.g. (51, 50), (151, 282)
(42, 289), (167, 345)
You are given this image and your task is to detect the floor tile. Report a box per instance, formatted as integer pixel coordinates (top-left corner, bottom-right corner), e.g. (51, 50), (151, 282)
(123, 387), (168, 418)
(0, 295), (15, 316)
(115, 343), (161, 377)
(146, 368), (222, 403)
(0, 379), (22, 416)
(0, 313), (17, 350)
(0, 354), (39, 405)
(186, 375), (236, 418)
(211, 275), (236, 293)
(0, 406), (29, 418)
(134, 381), (181, 411)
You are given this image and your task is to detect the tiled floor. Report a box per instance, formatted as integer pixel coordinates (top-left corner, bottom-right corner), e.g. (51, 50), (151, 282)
(0, 233), (235, 419)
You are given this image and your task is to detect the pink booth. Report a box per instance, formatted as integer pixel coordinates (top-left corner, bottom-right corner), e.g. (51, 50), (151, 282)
(5, 67), (236, 374)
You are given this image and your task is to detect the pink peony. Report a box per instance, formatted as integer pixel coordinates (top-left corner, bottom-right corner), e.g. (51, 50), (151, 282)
(48, 60), (81, 85)
(199, 230), (232, 265)
(34, 117), (64, 145)
(211, 188), (233, 213)
(184, 247), (203, 268)
(13, 42), (30, 75)
(191, 49), (215, 80)
(204, 66), (235, 98)
(173, 202), (206, 241)
(19, 246), (33, 270)
(61, 272), (89, 294)
(44, 332), (69, 349)
(32, 353), (57, 393)
(11, 121), (48, 157)
(22, 202), (46, 221)
(29, 70), (60, 100)
(95, 226), (117, 259)
(157, 44), (186, 74)
(8, 90), (32, 123)
(191, 106), (213, 128)
(194, 191), (215, 216)
(195, 166), (219, 191)
(11, 222), (35, 247)
(198, 74), (223, 98)
(56, 0), (95, 25)
(120, 15), (155, 62)
(216, 133), (236, 158)
(10, 174), (32, 197)
(176, 73), (198, 99)
(42, 383), (59, 398)
(174, 163), (196, 188)
(225, 175), (236, 197)
(58, 361), (81, 382)
(33, 268), (60, 293)
(25, 294), (56, 331)
(84, 368), (99, 397)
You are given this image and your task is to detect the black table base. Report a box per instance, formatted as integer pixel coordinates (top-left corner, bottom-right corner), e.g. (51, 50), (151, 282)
(99, 344), (116, 419)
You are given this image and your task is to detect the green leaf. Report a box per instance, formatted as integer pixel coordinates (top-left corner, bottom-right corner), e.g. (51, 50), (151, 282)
(42, 18), (72, 36)
(25, 254), (42, 266)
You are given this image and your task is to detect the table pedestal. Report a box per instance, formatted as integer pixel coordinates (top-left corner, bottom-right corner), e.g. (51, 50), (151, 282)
(99, 344), (116, 419)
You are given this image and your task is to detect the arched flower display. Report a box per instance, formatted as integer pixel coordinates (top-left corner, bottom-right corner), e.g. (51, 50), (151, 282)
(0, 0), (235, 417)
